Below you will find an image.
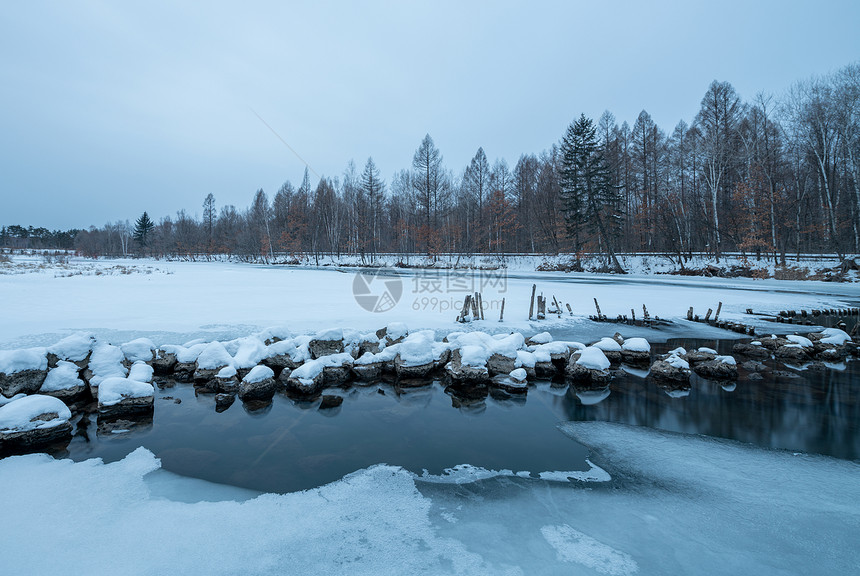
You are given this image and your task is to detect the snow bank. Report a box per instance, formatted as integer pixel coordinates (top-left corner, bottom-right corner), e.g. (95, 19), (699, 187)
(621, 338), (650, 353)
(0, 395), (71, 433)
(47, 332), (94, 362)
(97, 377), (154, 407)
(576, 347), (610, 371)
(242, 365), (274, 384)
(121, 338), (155, 362)
(41, 361), (83, 392)
(0, 347), (47, 375)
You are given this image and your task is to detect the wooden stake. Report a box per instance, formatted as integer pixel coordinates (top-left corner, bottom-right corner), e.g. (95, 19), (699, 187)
(704, 308), (712, 322)
(687, 307), (693, 321)
(566, 303), (573, 316)
(529, 284), (536, 320)
(459, 294), (471, 322)
(499, 297), (505, 322)
(594, 298), (602, 320)
(714, 301), (722, 322)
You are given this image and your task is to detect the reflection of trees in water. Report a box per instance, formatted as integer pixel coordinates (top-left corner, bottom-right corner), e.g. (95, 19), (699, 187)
(562, 339), (860, 460)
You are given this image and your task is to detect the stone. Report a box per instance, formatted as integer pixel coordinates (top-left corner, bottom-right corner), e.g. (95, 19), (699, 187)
(394, 355), (435, 379)
(445, 350), (490, 384)
(214, 393), (235, 412)
(322, 365), (352, 385)
(747, 372), (764, 381)
(565, 356), (611, 384)
(693, 359), (739, 380)
(684, 350), (717, 365)
(286, 371), (325, 396)
(534, 361), (557, 378)
(619, 350), (650, 366)
(775, 345), (809, 364)
(308, 337), (344, 359)
(351, 362), (382, 381)
(238, 371), (277, 402)
(732, 343), (770, 359)
(151, 350), (178, 374)
(172, 362), (196, 382)
(486, 353), (516, 376)
(648, 360), (691, 383)
(0, 395), (73, 449)
(0, 369), (47, 397)
(490, 374), (528, 394)
(319, 395), (344, 410)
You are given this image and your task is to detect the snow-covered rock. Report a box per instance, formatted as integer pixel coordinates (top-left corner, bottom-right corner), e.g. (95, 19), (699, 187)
(565, 347), (611, 384)
(287, 360), (326, 395)
(0, 347), (48, 397)
(693, 355), (739, 380)
(786, 335), (814, 348)
(128, 361), (153, 383)
(733, 342), (770, 358)
(121, 338), (156, 364)
(40, 361), (87, 400)
(775, 344), (809, 363)
(378, 322), (408, 346)
(819, 328), (852, 346)
(46, 332), (94, 368)
(592, 337), (622, 363)
(526, 332), (552, 346)
(0, 394), (72, 447)
(649, 353), (691, 383)
(446, 348), (490, 384)
(194, 341), (235, 383)
(85, 343), (128, 397)
(308, 328), (345, 359)
(238, 365), (277, 401)
(97, 377), (154, 416)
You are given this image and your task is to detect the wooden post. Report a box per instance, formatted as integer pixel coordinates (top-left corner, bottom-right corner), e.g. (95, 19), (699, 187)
(537, 295), (546, 319)
(714, 301), (722, 322)
(566, 303), (573, 316)
(471, 292), (480, 319)
(459, 295), (471, 322)
(594, 298), (602, 320)
(499, 297), (505, 322)
(704, 308), (712, 322)
(642, 304), (649, 320)
(529, 284), (536, 320)
(687, 307), (693, 321)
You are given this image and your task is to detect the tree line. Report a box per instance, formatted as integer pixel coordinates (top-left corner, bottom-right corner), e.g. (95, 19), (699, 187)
(8, 62), (860, 267)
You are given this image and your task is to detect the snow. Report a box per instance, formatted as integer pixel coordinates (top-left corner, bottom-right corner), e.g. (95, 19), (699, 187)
(509, 368), (527, 382)
(232, 336), (268, 369)
(714, 355), (737, 366)
(0, 394), (71, 432)
(819, 328), (852, 345)
(786, 334), (814, 348)
(120, 338), (155, 362)
(385, 322), (409, 341)
(621, 337), (650, 353)
(3, 257), (857, 350)
(314, 327), (343, 341)
(592, 337), (621, 352)
(160, 343), (206, 363)
(697, 347), (717, 354)
(664, 354), (690, 370)
(41, 361), (83, 392)
(97, 377), (154, 407)
(398, 330), (440, 366)
(576, 347), (611, 371)
(460, 345), (491, 368)
(541, 524), (638, 575)
(196, 341), (235, 370)
(242, 365), (274, 384)
(0, 393), (26, 406)
(88, 342), (128, 386)
(0, 347), (47, 375)
(290, 359), (324, 383)
(666, 346), (687, 356)
(46, 332), (94, 361)
(128, 361), (153, 383)
(216, 365), (237, 378)
(529, 332), (553, 344)
(515, 350), (536, 368)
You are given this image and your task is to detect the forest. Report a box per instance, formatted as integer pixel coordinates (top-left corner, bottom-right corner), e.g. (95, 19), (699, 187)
(4, 62), (859, 267)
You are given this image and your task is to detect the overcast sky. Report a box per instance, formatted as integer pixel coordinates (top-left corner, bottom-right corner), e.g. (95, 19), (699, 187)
(2, 0), (859, 229)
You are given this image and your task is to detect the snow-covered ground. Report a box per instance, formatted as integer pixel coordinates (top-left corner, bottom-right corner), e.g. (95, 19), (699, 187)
(1, 255), (857, 349)
(1, 422), (856, 575)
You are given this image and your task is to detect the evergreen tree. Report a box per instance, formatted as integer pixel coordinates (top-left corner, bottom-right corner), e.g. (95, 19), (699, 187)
(133, 211), (155, 253)
(560, 114), (625, 272)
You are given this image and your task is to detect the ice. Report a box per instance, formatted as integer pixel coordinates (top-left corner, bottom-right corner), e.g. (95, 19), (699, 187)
(541, 524), (638, 575)
(41, 361), (83, 392)
(819, 328), (851, 345)
(786, 334), (813, 348)
(88, 342), (128, 386)
(0, 449), (517, 576)
(196, 341), (235, 370)
(46, 332), (94, 361)
(621, 337), (649, 352)
(592, 337), (621, 352)
(128, 361), (153, 383)
(121, 338), (156, 362)
(0, 347), (47, 375)
(242, 365), (274, 384)
(97, 377), (154, 406)
(576, 347), (611, 370)
(509, 368), (527, 381)
(0, 394), (71, 432)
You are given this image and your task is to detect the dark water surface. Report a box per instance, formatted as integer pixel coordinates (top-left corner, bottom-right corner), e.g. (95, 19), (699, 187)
(41, 337), (860, 493)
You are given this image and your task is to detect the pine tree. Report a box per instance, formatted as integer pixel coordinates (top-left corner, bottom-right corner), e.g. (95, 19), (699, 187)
(560, 114), (624, 273)
(133, 211), (155, 253)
